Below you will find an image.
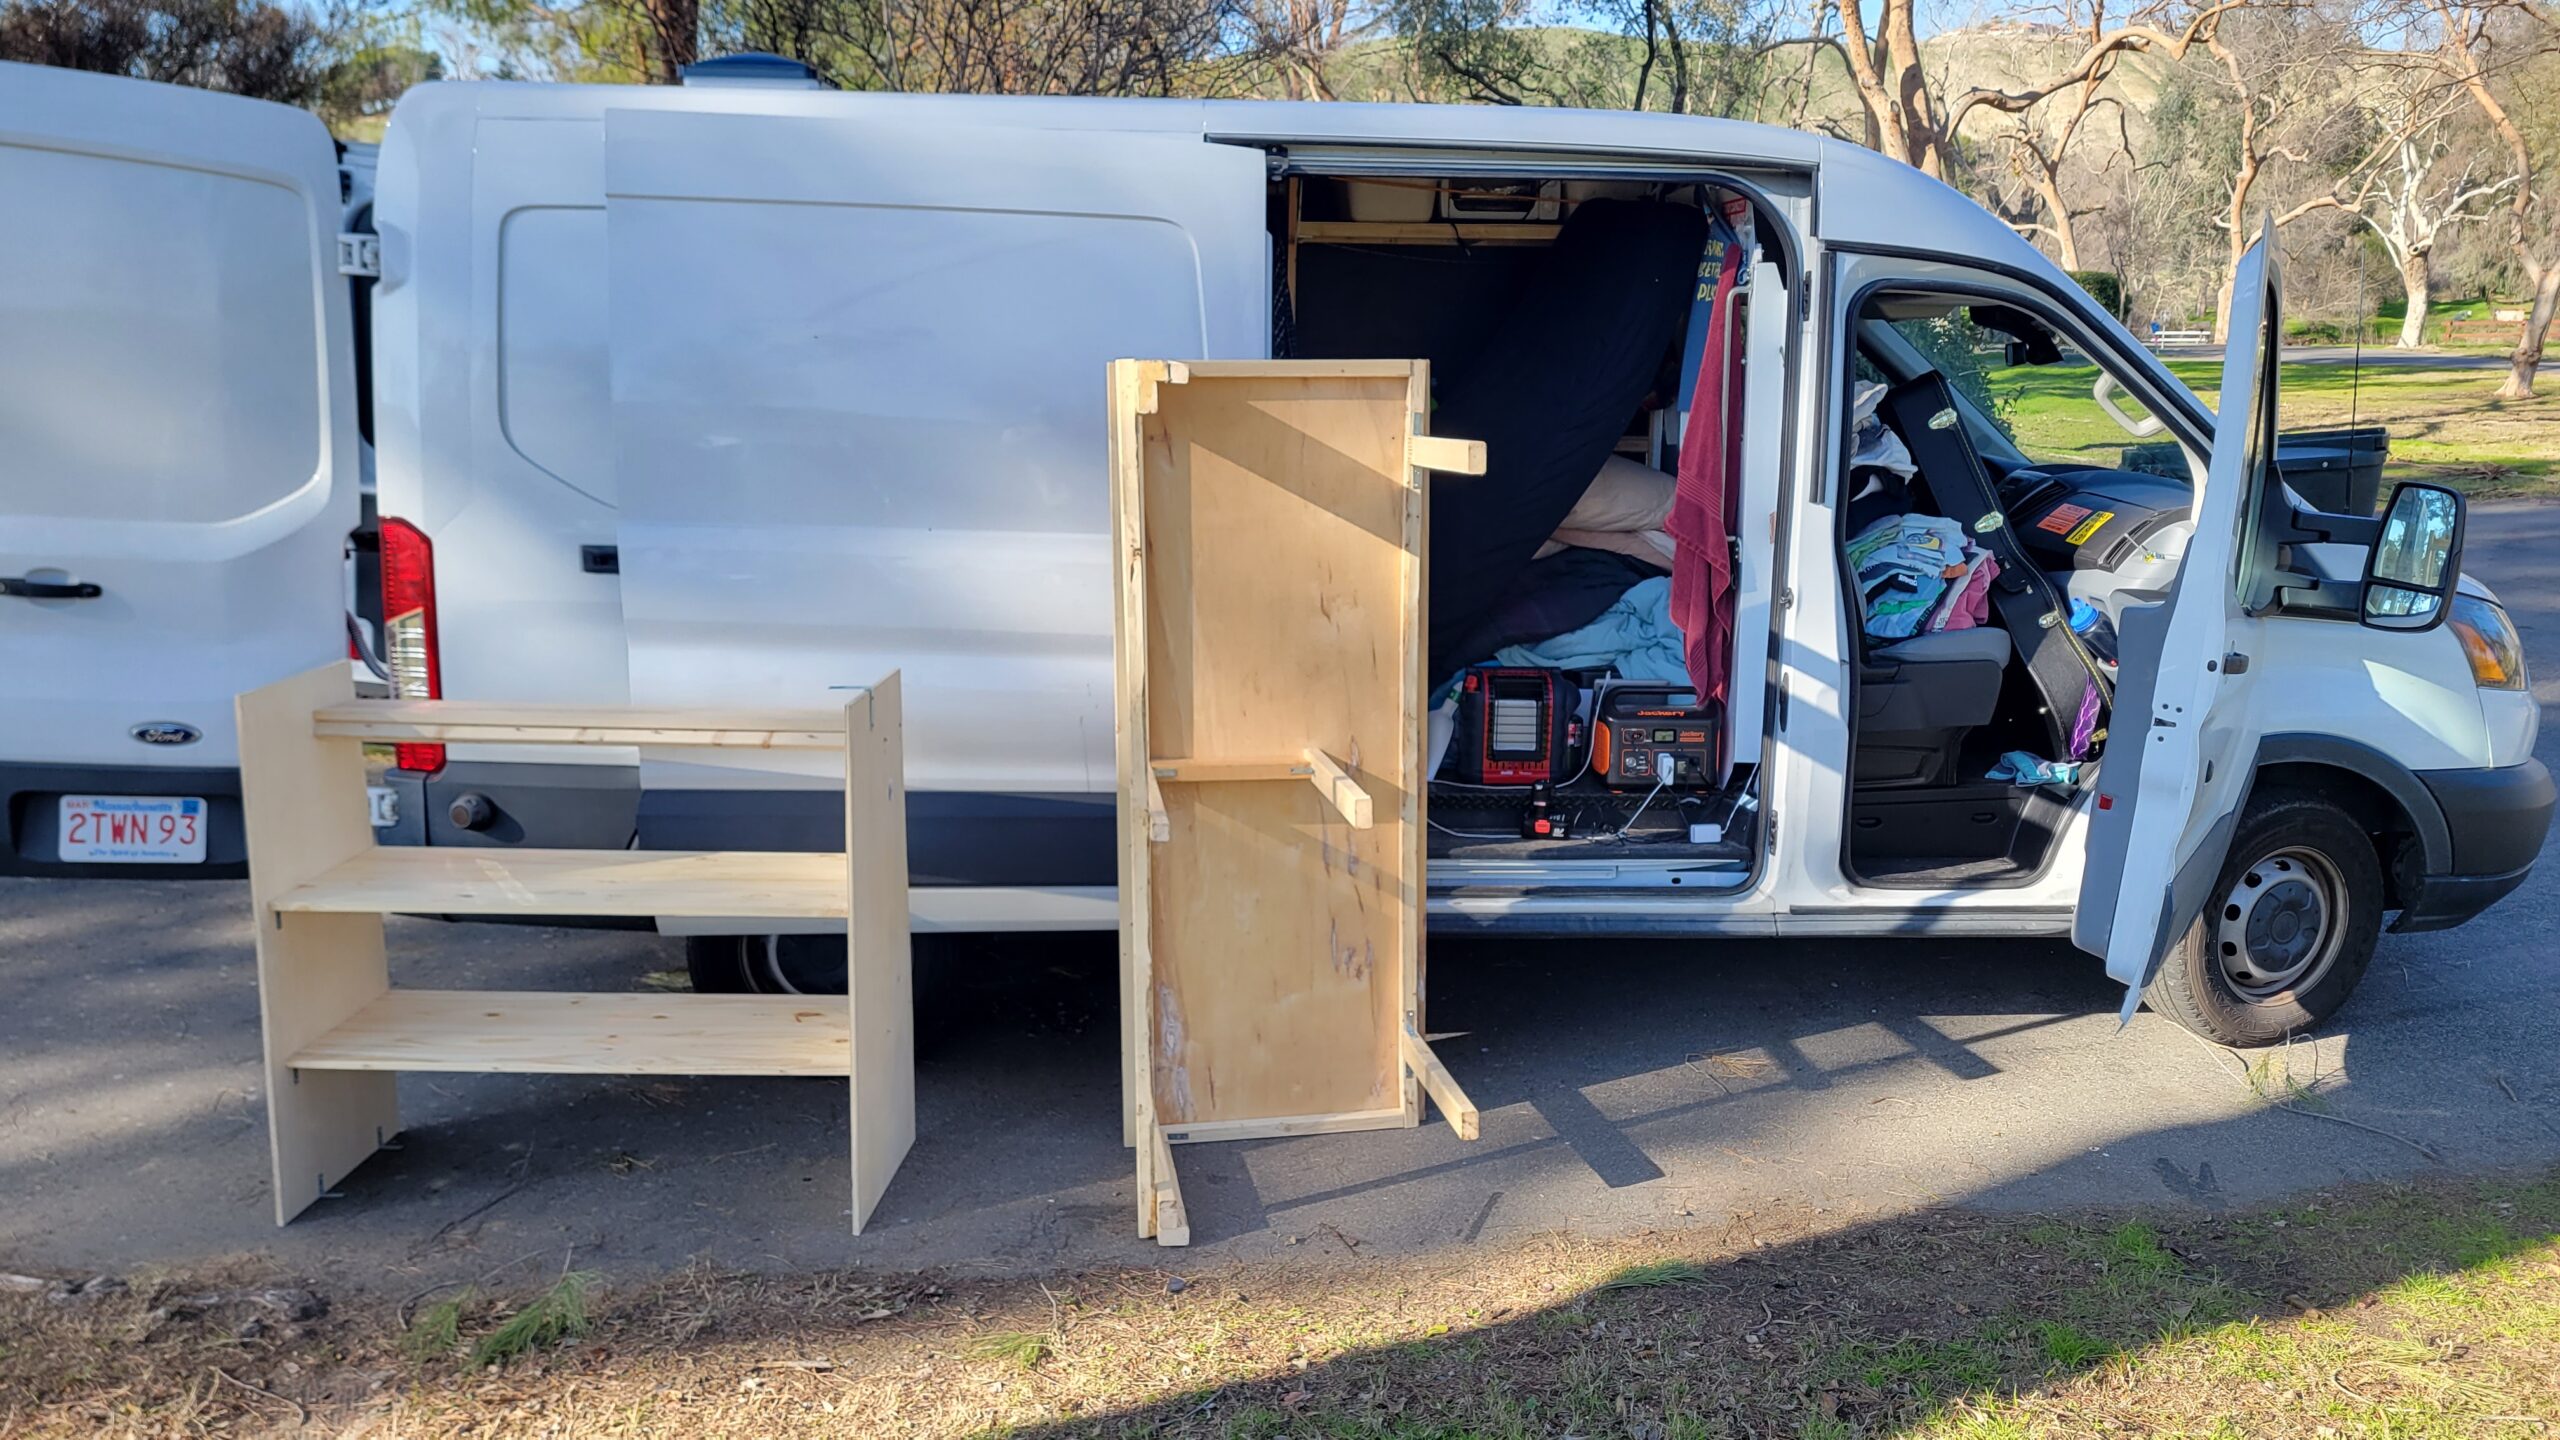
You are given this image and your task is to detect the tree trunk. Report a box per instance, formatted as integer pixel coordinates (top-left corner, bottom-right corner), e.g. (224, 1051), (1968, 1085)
(2502, 265), (2560, 400)
(2032, 164), (2082, 271)
(642, 0), (698, 84)
(2397, 250), (2429, 349)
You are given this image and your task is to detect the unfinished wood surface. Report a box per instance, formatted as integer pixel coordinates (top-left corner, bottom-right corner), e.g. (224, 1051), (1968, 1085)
(1160, 1107), (1410, 1144)
(1145, 1124), (1190, 1247)
(1401, 1029), (1481, 1141)
(286, 991), (851, 1074)
(239, 665), (400, 1225)
(1113, 360), (1166, 1152)
(277, 848), (846, 918)
(1149, 756), (1314, 782)
(1113, 361), (1432, 1161)
(1300, 748), (1374, 829)
(1405, 434), (1489, 476)
(842, 677), (915, 1234)
(311, 700), (845, 749)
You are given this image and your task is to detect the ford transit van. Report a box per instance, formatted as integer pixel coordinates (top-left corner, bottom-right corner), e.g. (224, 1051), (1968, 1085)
(5, 66), (2544, 1048)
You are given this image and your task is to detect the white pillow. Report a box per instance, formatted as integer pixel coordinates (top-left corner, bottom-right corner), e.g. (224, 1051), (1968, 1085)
(1559, 455), (1676, 533)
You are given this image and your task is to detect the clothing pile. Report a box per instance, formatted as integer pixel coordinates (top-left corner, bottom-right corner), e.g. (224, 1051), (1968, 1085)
(1847, 512), (2000, 640)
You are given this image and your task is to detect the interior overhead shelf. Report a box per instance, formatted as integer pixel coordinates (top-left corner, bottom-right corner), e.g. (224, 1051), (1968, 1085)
(1293, 221), (1561, 246)
(311, 700), (848, 749)
(273, 847), (847, 918)
(285, 990), (853, 1075)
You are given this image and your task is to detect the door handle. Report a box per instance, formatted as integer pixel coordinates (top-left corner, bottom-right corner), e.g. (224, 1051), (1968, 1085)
(1, 577), (102, 599)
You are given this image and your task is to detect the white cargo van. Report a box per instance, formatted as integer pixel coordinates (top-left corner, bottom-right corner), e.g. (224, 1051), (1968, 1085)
(1, 63), (360, 879)
(6, 66), (2545, 1048)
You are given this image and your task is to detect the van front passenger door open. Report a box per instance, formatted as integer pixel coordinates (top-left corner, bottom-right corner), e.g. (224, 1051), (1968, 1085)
(2071, 230), (2285, 1013)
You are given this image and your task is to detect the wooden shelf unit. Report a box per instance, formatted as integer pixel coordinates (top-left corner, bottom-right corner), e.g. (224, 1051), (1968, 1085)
(237, 664), (912, 1233)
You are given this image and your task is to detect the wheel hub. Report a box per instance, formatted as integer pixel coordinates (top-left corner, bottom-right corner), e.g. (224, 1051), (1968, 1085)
(2212, 848), (2344, 1001)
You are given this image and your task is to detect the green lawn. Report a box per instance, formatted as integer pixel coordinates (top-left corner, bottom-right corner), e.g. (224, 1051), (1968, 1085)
(1990, 359), (2560, 502)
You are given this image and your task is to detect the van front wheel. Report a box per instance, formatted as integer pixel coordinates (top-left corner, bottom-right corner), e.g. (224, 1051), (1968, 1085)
(2143, 793), (2383, 1048)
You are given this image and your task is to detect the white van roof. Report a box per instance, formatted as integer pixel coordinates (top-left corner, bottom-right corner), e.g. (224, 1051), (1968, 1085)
(379, 82), (2065, 291)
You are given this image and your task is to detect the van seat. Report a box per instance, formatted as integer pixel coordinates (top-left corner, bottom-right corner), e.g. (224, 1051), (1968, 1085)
(1855, 627), (2012, 788)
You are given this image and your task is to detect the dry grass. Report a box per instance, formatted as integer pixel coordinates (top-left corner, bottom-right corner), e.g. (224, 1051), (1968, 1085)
(2, 1173), (2554, 1438)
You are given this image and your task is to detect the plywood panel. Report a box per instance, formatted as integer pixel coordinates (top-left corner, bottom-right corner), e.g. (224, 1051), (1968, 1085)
(1115, 364), (1429, 1137)
(311, 700), (845, 749)
(843, 676), (915, 1234)
(288, 990), (851, 1074)
(237, 665), (399, 1225)
(279, 848), (846, 918)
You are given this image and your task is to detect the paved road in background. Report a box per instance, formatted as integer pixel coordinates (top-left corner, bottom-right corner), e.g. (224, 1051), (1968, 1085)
(3, 507), (2552, 1291)
(2153, 343), (2517, 370)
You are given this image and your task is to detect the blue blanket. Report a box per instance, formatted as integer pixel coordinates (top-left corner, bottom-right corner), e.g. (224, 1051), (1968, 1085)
(1491, 577), (1688, 682)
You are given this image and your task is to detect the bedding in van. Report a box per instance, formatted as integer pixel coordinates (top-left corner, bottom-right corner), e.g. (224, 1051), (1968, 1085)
(1492, 576), (1686, 683)
(1538, 455), (1677, 565)
(1447, 547), (1660, 669)
(1425, 198), (1708, 679)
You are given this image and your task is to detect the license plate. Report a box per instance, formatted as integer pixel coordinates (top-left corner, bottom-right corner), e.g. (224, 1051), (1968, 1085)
(59, 795), (207, 863)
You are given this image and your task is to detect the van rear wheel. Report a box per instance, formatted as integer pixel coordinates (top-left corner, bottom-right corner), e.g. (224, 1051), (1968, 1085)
(2142, 792), (2383, 1048)
(685, 934), (848, 995)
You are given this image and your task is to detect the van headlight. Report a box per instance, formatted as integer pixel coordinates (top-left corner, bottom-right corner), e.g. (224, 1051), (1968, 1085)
(2448, 594), (2528, 691)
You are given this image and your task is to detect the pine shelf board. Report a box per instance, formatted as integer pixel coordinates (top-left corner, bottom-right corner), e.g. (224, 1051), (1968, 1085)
(274, 848), (847, 918)
(285, 990), (851, 1075)
(311, 700), (847, 749)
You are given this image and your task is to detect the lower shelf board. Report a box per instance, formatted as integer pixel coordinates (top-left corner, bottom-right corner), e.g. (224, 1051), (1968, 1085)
(274, 848), (848, 920)
(285, 990), (852, 1076)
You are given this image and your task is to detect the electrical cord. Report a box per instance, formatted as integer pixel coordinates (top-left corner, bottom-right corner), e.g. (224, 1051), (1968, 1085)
(1614, 753), (1677, 839)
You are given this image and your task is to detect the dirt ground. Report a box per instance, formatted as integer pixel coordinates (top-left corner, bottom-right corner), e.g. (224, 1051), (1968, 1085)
(5, 1171), (2555, 1437)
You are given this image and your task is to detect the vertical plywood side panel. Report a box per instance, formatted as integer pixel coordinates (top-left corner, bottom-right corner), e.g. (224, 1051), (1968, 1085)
(1110, 359), (1161, 1158)
(237, 665), (397, 1225)
(1399, 363), (1432, 1126)
(1140, 371), (1417, 1132)
(844, 674), (915, 1233)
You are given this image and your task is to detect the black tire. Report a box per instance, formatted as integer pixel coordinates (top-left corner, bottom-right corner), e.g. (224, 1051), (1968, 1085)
(684, 933), (850, 995)
(2142, 791), (2383, 1047)
(683, 934), (963, 1050)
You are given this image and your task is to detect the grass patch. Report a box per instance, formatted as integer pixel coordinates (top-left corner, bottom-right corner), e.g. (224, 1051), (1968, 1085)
(400, 1287), (472, 1362)
(970, 1330), (1053, 1369)
(3, 1175), (2556, 1437)
(1989, 358), (2560, 501)
(1595, 1258), (1710, 1290)
(466, 1271), (595, 1369)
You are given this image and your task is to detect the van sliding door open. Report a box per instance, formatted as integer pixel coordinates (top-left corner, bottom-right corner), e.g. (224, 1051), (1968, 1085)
(603, 111), (1266, 855)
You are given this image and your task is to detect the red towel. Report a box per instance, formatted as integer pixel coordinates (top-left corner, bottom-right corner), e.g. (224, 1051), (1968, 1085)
(1667, 239), (1745, 706)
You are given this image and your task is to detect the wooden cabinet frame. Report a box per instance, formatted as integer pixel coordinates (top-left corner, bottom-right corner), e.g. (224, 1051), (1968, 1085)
(1109, 360), (1482, 1245)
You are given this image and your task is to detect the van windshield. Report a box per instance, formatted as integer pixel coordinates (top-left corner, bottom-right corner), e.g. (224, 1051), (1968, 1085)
(1860, 310), (2191, 485)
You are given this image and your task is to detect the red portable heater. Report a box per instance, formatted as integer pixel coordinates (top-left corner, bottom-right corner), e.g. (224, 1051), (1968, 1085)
(1450, 667), (1573, 786)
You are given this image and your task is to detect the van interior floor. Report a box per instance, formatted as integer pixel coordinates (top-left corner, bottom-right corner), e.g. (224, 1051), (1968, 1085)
(1845, 779), (2075, 887)
(1427, 782), (1754, 863)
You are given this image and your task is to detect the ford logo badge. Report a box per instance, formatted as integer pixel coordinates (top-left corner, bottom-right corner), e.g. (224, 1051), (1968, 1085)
(130, 722), (201, 747)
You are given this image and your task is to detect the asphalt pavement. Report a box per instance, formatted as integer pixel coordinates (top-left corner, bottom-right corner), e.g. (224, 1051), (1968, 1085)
(3, 506), (2553, 1294)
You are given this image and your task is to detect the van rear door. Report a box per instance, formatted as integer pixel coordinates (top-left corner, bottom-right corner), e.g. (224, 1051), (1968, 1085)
(2071, 230), (2283, 1012)
(603, 109), (1265, 863)
(0, 63), (356, 877)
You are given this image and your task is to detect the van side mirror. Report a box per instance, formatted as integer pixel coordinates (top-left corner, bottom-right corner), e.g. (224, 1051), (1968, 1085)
(2360, 482), (2464, 631)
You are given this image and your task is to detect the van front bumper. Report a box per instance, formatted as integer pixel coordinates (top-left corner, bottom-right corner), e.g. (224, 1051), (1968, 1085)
(0, 761), (248, 880)
(2393, 757), (2555, 932)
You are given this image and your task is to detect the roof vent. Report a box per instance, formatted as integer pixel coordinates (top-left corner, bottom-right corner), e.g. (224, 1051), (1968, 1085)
(679, 52), (827, 88)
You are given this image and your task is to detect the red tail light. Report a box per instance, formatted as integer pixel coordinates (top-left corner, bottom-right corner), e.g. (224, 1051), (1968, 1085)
(379, 517), (444, 774)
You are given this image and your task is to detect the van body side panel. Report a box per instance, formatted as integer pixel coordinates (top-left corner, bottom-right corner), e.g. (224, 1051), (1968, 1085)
(374, 108), (634, 784)
(604, 111), (1269, 815)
